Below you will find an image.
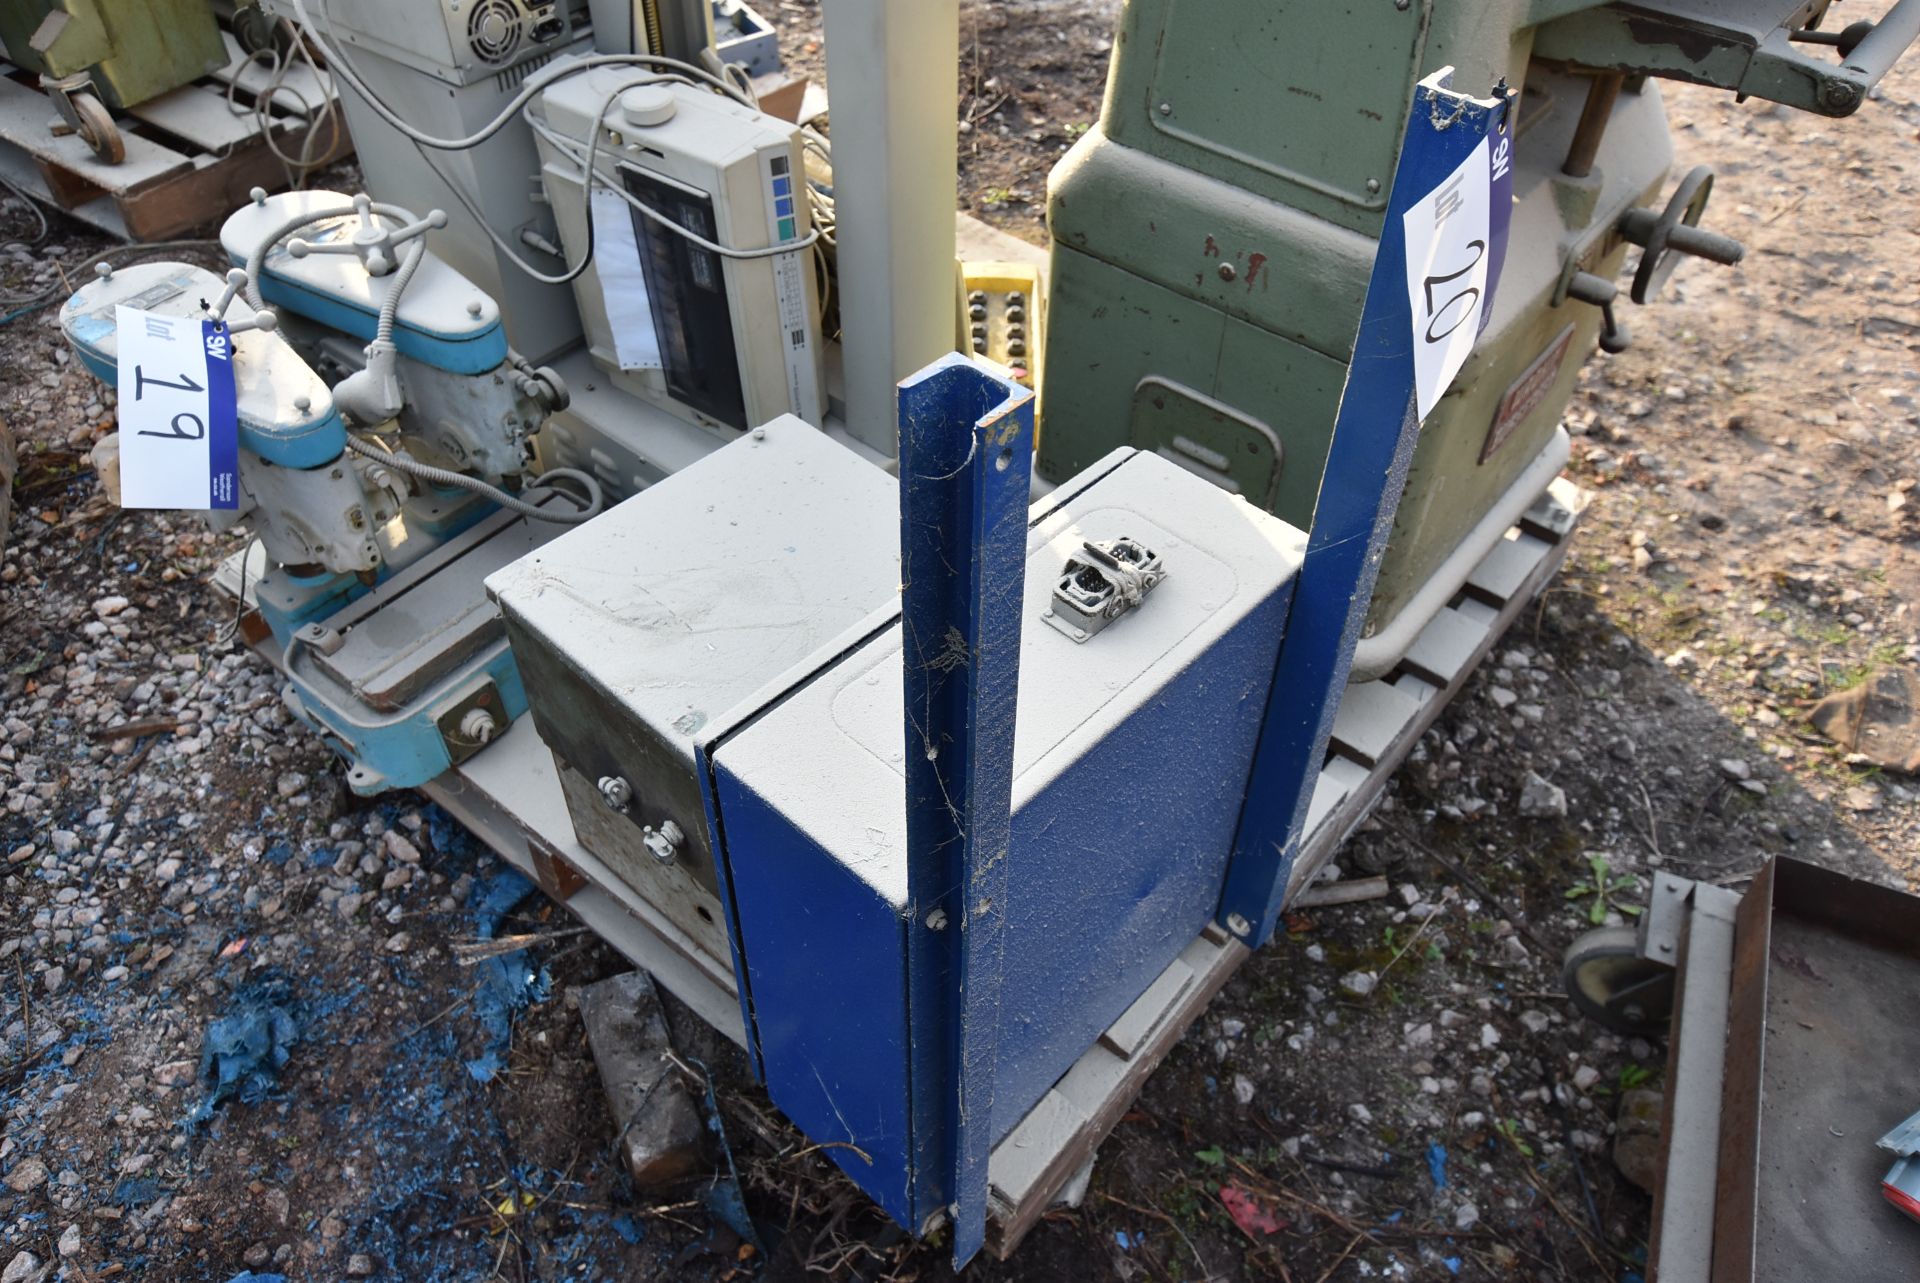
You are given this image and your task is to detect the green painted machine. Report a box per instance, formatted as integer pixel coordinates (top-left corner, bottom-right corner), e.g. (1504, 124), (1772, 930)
(0, 0), (235, 161)
(1039, 0), (1917, 678)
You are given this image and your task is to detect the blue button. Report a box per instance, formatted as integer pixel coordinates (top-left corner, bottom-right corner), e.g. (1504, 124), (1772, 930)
(775, 196), (794, 218)
(772, 175), (791, 197)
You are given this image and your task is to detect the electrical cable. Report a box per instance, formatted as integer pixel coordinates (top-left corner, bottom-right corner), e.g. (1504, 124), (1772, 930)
(225, 20), (344, 189)
(399, 71), (660, 289)
(0, 174), (49, 249)
(529, 114), (822, 261)
(289, 0), (797, 283)
(213, 537), (262, 649)
(343, 436), (604, 525)
(720, 59), (759, 108)
(281, 20), (346, 179)
(294, 0), (751, 152)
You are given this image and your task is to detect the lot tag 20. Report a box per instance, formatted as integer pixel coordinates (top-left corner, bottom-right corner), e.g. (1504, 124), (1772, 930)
(114, 305), (240, 510)
(1402, 109), (1513, 423)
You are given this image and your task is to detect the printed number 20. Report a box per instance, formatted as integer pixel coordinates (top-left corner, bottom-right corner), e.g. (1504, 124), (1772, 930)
(1421, 238), (1486, 344)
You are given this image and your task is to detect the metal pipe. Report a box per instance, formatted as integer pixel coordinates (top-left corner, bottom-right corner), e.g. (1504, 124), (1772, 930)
(1562, 71), (1623, 178)
(822, 0), (960, 454)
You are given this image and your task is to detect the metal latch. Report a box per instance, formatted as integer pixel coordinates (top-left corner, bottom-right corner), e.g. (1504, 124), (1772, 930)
(1043, 537), (1165, 641)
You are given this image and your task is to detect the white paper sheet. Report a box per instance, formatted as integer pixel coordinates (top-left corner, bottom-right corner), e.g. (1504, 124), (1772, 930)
(590, 186), (665, 372)
(115, 306), (239, 510)
(1402, 137), (1492, 423)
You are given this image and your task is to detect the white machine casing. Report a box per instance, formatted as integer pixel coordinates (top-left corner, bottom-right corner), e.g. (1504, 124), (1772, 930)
(485, 416), (900, 964)
(533, 65), (825, 435)
(262, 0), (591, 361)
(286, 0), (589, 87)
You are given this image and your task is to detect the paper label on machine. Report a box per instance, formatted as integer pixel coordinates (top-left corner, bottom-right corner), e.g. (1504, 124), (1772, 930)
(1403, 137), (1495, 423)
(590, 186), (665, 371)
(113, 306), (240, 510)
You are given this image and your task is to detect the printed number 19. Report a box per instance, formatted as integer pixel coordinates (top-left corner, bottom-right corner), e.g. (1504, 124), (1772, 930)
(1421, 238), (1486, 344)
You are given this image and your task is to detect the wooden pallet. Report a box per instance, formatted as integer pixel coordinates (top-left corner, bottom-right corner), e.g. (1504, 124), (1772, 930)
(0, 33), (348, 241)
(222, 471), (1591, 1257)
(1287, 476), (1590, 897)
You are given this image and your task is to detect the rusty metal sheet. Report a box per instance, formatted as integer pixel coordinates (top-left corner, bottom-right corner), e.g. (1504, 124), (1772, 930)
(1710, 857), (1920, 1283)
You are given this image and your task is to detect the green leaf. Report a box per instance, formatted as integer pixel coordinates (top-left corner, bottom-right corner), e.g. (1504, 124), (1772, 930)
(1588, 899), (1607, 925)
(1194, 1146), (1226, 1168)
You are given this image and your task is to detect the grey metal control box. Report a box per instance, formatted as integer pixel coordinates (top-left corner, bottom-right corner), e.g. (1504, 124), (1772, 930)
(484, 417), (900, 960)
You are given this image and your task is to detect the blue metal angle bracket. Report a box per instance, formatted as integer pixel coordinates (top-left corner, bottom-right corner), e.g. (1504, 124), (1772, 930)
(896, 354), (1035, 1267)
(1218, 69), (1516, 947)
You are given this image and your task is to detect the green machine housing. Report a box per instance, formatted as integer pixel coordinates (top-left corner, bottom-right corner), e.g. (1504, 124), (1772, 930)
(0, 0), (229, 109)
(1039, 0), (1911, 678)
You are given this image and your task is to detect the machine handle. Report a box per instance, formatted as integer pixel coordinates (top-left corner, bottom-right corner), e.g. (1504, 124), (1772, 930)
(1838, 0), (1920, 98)
(1620, 167), (1745, 304)
(1566, 271), (1630, 353)
(203, 267), (279, 336)
(1766, 0), (1920, 115)
(287, 194), (447, 278)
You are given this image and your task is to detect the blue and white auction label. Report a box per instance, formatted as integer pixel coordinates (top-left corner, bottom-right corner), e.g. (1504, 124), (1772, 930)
(114, 305), (240, 510)
(1402, 102), (1513, 423)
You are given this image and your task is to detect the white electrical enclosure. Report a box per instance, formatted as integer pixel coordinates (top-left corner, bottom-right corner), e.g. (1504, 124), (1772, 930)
(533, 65), (826, 436)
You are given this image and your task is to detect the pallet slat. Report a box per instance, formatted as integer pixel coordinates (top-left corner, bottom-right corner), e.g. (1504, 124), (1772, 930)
(1097, 958), (1196, 1059)
(1402, 605), (1494, 688)
(0, 141), (128, 238)
(1288, 485), (1586, 900)
(128, 82), (285, 156)
(1331, 678), (1426, 767)
(0, 69), (193, 192)
(1, 42), (346, 243)
(1465, 530), (1550, 604)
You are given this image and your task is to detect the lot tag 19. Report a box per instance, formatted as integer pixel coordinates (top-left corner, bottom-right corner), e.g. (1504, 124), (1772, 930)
(114, 305), (240, 510)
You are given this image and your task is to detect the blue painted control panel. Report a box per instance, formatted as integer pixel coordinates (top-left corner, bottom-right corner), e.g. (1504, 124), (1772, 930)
(703, 450), (1307, 1228)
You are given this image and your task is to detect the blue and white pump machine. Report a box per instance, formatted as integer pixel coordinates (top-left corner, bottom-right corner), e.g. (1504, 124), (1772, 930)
(59, 187), (588, 796)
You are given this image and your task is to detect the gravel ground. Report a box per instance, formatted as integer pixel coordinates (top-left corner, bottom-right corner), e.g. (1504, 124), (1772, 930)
(3, 4), (1918, 1280)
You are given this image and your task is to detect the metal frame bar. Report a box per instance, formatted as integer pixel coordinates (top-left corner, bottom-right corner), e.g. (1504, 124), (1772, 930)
(1217, 69), (1514, 946)
(896, 354), (1035, 1265)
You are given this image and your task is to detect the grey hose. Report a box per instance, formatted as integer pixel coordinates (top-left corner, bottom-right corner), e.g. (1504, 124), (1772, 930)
(344, 436), (604, 525)
(375, 239), (424, 344)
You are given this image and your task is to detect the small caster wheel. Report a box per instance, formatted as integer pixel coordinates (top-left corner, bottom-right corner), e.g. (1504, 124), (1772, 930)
(1562, 925), (1675, 1037)
(46, 78), (124, 165)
